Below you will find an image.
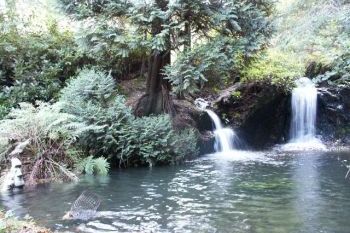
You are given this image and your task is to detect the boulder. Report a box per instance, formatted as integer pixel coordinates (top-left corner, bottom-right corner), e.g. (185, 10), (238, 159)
(172, 98), (215, 154)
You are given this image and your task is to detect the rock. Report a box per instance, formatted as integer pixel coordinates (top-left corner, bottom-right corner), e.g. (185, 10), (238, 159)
(317, 86), (350, 144)
(172, 98), (215, 154)
(213, 82), (290, 149)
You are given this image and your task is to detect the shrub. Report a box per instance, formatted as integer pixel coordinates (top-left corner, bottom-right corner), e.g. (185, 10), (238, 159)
(0, 102), (86, 184)
(0, 23), (86, 108)
(242, 49), (303, 89)
(164, 37), (244, 96)
(313, 52), (350, 86)
(76, 156), (110, 175)
(59, 69), (199, 167)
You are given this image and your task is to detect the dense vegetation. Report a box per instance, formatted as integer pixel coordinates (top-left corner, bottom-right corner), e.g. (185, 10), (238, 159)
(59, 0), (274, 115)
(0, 0), (349, 183)
(243, 0), (350, 88)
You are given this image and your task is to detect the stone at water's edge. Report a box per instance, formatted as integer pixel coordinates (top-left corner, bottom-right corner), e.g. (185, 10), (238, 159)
(318, 86), (350, 144)
(213, 82), (290, 149)
(172, 99), (215, 155)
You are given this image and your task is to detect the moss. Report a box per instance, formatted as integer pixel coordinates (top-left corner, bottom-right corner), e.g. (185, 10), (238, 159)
(230, 91), (241, 100)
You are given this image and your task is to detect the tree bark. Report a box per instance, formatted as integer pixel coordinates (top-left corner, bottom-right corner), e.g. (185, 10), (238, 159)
(134, 0), (175, 117)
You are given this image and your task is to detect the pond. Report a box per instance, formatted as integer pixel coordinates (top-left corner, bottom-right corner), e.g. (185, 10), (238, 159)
(1, 151), (350, 233)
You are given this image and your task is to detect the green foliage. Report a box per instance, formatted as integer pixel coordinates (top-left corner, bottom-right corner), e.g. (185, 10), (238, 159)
(59, 69), (199, 167)
(0, 20), (86, 111)
(165, 37), (244, 95)
(59, 68), (118, 114)
(275, 0), (350, 61)
(0, 209), (48, 233)
(268, 0), (350, 79)
(242, 49), (303, 89)
(231, 91), (242, 99)
(59, 0), (274, 94)
(171, 128), (199, 162)
(77, 156), (110, 175)
(0, 102), (81, 149)
(74, 20), (146, 77)
(0, 102), (86, 181)
(314, 52), (350, 86)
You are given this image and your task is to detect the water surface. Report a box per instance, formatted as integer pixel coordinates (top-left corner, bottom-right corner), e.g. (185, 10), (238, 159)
(1, 151), (350, 233)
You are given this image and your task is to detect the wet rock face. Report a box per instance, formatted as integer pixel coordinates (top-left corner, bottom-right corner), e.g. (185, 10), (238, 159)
(317, 86), (350, 143)
(214, 82), (290, 149)
(172, 99), (215, 154)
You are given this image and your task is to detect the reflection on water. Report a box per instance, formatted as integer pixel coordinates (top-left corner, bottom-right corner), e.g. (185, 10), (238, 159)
(1, 151), (350, 233)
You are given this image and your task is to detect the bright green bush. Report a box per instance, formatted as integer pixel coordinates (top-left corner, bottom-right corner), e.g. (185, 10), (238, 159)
(242, 49), (303, 89)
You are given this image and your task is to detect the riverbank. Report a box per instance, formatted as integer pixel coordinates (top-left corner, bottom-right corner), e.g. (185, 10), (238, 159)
(0, 210), (51, 233)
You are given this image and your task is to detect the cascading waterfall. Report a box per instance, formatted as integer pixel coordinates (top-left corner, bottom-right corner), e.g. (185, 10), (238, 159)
(282, 77), (326, 151)
(290, 77), (317, 141)
(194, 98), (240, 153)
(206, 109), (236, 152)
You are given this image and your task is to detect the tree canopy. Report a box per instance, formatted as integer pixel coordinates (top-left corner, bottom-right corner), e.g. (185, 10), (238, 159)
(59, 0), (274, 115)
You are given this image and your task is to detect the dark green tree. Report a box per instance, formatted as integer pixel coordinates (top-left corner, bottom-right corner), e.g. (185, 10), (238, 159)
(60, 0), (273, 116)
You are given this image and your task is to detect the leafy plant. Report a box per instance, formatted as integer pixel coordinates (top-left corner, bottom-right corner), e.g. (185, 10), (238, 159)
(164, 37), (245, 96)
(76, 156), (110, 176)
(59, 0), (274, 115)
(0, 22), (86, 108)
(0, 102), (86, 184)
(59, 69), (199, 167)
(313, 52), (350, 86)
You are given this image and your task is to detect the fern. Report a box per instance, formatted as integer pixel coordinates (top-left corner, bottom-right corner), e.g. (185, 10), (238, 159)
(94, 157), (110, 176)
(59, 69), (199, 168)
(77, 156), (110, 176)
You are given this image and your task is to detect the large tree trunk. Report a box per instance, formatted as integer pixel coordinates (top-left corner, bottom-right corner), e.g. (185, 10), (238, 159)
(134, 51), (174, 116)
(134, 0), (175, 117)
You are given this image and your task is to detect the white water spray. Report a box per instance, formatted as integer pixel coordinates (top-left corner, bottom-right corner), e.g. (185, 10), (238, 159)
(206, 110), (236, 152)
(194, 98), (239, 153)
(290, 77), (317, 141)
(282, 78), (326, 151)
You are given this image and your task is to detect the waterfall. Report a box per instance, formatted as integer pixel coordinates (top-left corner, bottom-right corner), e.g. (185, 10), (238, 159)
(206, 110), (238, 153)
(282, 78), (326, 151)
(290, 77), (317, 142)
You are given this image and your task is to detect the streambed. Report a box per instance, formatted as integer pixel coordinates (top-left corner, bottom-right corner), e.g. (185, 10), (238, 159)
(1, 151), (350, 233)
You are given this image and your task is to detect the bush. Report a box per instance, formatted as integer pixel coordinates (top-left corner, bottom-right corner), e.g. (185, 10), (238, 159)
(164, 37), (244, 96)
(0, 23), (86, 109)
(0, 102), (86, 183)
(59, 69), (199, 167)
(242, 49), (303, 89)
(76, 156), (110, 175)
(313, 52), (350, 86)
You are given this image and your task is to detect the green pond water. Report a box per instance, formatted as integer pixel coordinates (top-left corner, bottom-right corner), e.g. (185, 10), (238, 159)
(1, 151), (350, 233)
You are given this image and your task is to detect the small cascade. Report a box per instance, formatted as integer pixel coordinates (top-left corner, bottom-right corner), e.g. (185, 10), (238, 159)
(195, 98), (244, 154)
(206, 110), (236, 152)
(282, 78), (326, 151)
